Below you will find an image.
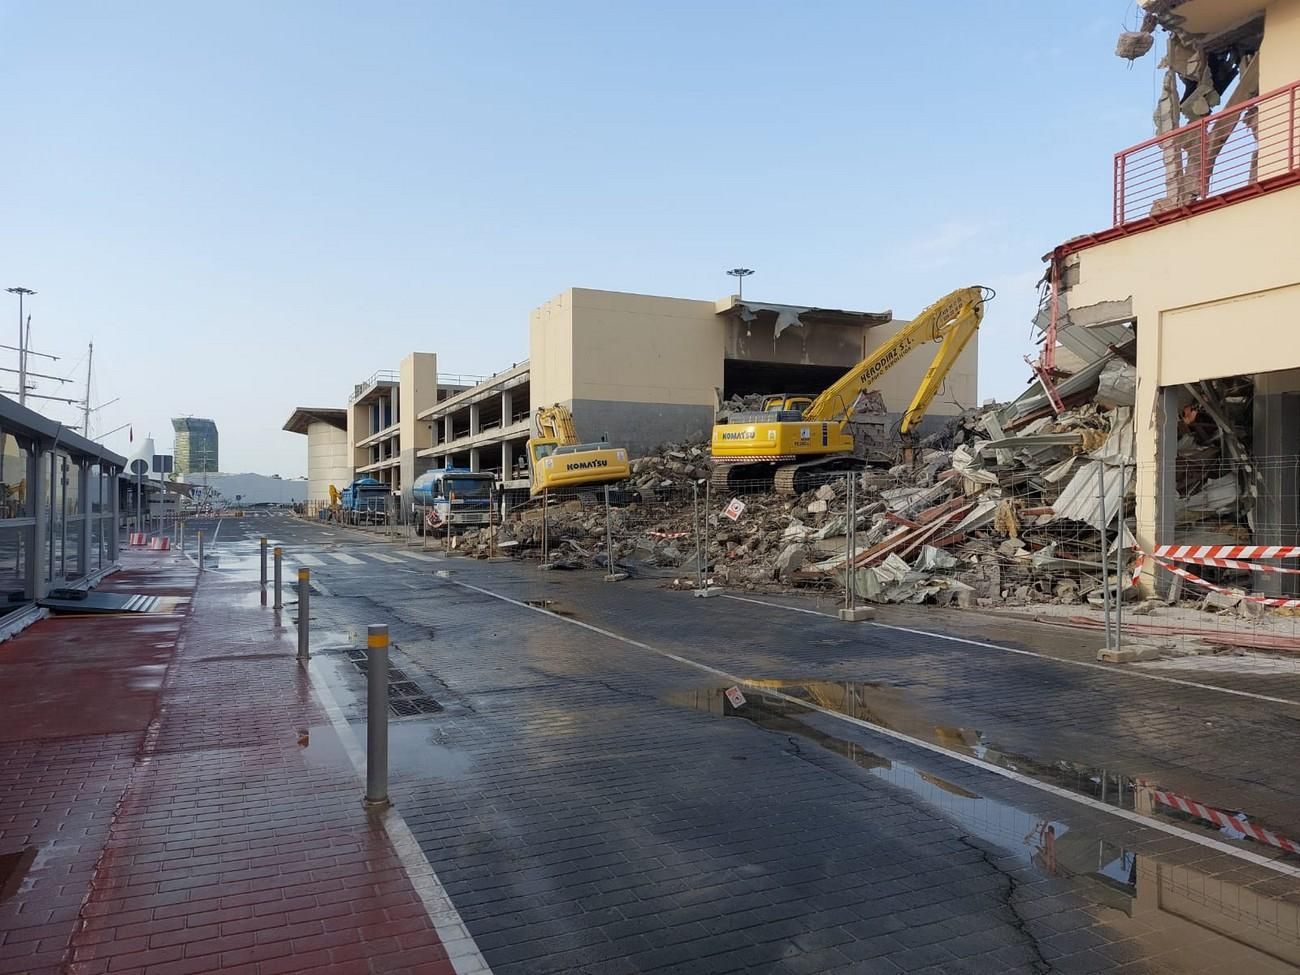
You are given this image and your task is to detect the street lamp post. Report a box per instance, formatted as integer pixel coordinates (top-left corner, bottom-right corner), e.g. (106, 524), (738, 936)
(726, 268), (754, 301)
(6, 288), (35, 407)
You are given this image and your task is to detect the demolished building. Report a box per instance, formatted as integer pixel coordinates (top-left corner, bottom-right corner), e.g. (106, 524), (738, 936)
(1039, 0), (1300, 605)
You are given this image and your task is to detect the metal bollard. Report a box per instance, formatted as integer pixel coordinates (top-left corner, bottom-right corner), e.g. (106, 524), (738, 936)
(260, 537), (268, 587)
(273, 547), (283, 610)
(197, 530), (204, 574)
(364, 624), (390, 808)
(297, 569), (310, 660)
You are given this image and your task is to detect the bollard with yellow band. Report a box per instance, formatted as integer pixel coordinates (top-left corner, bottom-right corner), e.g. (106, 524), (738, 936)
(297, 568), (310, 660)
(365, 624), (390, 808)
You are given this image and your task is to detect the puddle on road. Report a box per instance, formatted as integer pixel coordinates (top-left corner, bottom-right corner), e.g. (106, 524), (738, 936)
(681, 679), (1300, 864)
(387, 722), (472, 780)
(0, 847), (36, 902)
(296, 724), (352, 770)
(669, 686), (1300, 971)
(524, 599), (578, 618)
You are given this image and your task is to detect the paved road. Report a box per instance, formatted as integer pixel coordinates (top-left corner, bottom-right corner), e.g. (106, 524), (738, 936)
(187, 513), (1300, 974)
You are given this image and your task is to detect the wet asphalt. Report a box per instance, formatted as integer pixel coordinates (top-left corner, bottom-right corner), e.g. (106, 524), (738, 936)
(188, 513), (1300, 975)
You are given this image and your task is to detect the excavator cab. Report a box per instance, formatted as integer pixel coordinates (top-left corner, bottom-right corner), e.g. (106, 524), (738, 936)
(762, 395), (814, 415)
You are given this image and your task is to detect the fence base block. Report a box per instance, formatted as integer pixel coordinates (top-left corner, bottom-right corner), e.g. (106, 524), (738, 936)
(839, 607), (875, 622)
(1097, 643), (1163, 663)
(694, 587), (724, 598)
(603, 572), (628, 582)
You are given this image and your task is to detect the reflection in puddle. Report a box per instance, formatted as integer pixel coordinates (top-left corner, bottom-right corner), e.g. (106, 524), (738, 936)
(669, 686), (1300, 973)
(714, 680), (1300, 862)
(296, 724), (351, 770)
(524, 599), (577, 618)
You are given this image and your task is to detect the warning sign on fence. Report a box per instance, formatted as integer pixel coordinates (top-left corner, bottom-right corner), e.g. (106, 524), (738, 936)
(724, 686), (747, 709)
(723, 498), (746, 522)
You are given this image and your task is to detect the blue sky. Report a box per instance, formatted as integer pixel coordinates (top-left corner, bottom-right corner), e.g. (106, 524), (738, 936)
(1, 1), (1160, 474)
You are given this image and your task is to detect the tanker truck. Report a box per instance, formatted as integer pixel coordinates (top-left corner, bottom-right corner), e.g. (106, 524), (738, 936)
(411, 468), (496, 535)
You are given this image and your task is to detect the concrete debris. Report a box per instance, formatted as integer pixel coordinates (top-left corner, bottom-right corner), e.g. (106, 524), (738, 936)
(439, 313), (1273, 633)
(1115, 30), (1155, 61)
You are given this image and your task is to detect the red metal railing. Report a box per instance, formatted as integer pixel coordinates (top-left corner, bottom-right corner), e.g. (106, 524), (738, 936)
(1114, 79), (1300, 226)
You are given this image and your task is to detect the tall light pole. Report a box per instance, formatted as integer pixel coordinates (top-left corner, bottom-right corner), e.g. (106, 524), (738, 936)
(726, 268), (754, 301)
(6, 288), (35, 407)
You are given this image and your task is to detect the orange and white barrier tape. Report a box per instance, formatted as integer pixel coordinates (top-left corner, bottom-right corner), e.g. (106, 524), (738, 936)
(1155, 543), (1300, 560)
(1154, 543), (1300, 575)
(1129, 553), (1146, 585)
(1152, 556), (1300, 609)
(1152, 788), (1300, 855)
(1164, 555), (1300, 575)
(648, 531), (689, 540)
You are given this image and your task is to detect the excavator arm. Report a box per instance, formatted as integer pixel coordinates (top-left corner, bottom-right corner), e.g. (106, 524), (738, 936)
(801, 286), (988, 428)
(534, 405), (580, 446)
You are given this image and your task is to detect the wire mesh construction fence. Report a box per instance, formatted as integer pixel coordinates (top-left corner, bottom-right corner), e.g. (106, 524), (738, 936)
(291, 452), (1300, 674)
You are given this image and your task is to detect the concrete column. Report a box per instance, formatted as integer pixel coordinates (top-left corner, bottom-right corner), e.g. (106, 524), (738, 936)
(1152, 386), (1181, 597)
(1253, 373), (1300, 596)
(469, 447), (481, 473)
(109, 467), (120, 563)
(469, 402), (481, 437)
(444, 416), (453, 445)
(501, 389), (513, 426)
(501, 440), (512, 478)
(30, 446), (47, 600)
(78, 462), (91, 578)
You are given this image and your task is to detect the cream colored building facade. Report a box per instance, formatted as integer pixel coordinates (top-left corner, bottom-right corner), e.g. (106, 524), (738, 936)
(530, 287), (978, 457)
(1056, 0), (1300, 591)
(344, 353), (478, 503)
(282, 407), (350, 503)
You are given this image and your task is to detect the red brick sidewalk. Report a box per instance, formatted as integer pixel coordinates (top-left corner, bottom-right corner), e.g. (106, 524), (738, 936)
(0, 550), (455, 975)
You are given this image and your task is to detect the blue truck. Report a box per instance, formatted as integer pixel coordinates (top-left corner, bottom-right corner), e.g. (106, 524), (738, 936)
(338, 477), (391, 525)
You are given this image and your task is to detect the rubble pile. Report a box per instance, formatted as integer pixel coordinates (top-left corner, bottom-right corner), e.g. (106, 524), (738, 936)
(454, 283), (1172, 608)
(628, 442), (710, 498)
(453, 364), (1148, 606)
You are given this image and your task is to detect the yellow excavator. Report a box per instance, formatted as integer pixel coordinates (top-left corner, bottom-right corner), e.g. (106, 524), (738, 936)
(527, 404), (631, 497)
(711, 285), (990, 494)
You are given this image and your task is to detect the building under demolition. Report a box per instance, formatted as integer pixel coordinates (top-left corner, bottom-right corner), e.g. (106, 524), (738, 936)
(285, 286), (979, 504)
(1029, 0), (1300, 598)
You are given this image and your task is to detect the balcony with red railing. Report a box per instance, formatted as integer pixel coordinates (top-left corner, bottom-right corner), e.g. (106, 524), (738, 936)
(1112, 78), (1300, 230)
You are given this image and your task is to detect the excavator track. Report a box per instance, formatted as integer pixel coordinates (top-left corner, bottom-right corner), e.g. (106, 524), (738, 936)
(710, 463), (775, 494)
(773, 456), (865, 496)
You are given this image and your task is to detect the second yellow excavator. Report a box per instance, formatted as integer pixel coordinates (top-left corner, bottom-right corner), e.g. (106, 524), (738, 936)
(711, 285), (990, 494)
(527, 404), (631, 497)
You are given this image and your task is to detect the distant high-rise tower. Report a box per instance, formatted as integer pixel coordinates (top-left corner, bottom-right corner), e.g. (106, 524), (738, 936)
(172, 417), (219, 473)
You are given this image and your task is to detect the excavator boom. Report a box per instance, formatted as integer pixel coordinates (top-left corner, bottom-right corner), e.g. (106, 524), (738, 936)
(534, 405), (580, 446)
(802, 286), (986, 425)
